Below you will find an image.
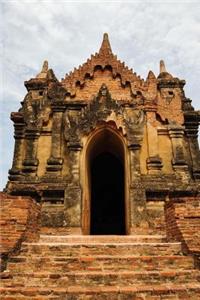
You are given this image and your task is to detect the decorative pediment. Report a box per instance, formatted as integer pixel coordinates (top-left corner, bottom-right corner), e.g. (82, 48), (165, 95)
(61, 33), (150, 98)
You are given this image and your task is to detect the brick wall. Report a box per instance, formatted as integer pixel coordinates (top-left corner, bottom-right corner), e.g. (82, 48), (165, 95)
(0, 192), (41, 270)
(165, 196), (200, 260)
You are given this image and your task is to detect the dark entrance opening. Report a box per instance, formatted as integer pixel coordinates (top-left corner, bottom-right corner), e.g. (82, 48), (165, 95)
(90, 151), (125, 235)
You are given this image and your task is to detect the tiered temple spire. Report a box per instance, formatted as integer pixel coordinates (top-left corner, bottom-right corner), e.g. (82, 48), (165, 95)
(99, 33), (113, 55)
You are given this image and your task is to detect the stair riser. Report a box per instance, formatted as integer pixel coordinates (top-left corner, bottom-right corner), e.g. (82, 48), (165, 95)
(39, 237), (167, 243)
(0, 289), (200, 300)
(7, 257), (194, 272)
(2, 272), (200, 288)
(19, 244), (182, 257)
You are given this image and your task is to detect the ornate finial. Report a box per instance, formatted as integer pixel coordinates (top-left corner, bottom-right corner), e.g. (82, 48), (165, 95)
(103, 33), (109, 40)
(42, 60), (48, 72)
(160, 60), (167, 73)
(36, 60), (49, 78)
(158, 60), (173, 79)
(99, 33), (112, 55)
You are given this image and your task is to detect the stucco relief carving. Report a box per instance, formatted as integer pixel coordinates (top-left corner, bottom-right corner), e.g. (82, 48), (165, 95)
(63, 113), (80, 144)
(123, 108), (145, 144)
(47, 81), (67, 101)
(123, 109), (145, 126)
(63, 84), (145, 147)
(23, 91), (51, 128)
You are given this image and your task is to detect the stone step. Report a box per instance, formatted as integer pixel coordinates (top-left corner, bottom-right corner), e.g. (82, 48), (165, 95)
(39, 234), (167, 243)
(2, 232), (199, 299)
(2, 270), (200, 288)
(1, 283), (200, 299)
(20, 242), (183, 257)
(7, 255), (194, 272)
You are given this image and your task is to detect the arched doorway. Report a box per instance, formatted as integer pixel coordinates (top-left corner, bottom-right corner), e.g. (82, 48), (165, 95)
(83, 126), (127, 235)
(90, 151), (125, 234)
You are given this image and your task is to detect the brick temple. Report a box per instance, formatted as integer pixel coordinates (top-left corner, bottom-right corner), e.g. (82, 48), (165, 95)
(1, 33), (200, 299)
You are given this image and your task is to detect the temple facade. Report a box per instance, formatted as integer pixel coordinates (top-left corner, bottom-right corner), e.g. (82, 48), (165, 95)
(1, 33), (200, 299)
(6, 33), (200, 236)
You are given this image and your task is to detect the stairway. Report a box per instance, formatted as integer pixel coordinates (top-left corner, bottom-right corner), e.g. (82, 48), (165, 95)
(1, 235), (200, 299)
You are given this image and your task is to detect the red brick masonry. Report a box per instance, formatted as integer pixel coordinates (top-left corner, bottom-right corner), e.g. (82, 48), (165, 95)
(1, 192), (200, 299)
(0, 192), (41, 270)
(165, 196), (200, 260)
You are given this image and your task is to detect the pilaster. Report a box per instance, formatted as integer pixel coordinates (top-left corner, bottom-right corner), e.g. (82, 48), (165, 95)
(22, 129), (40, 177)
(185, 120), (200, 179)
(128, 143), (141, 179)
(46, 103), (65, 175)
(128, 141), (148, 234)
(129, 181), (148, 235)
(168, 125), (188, 173)
(9, 113), (25, 181)
(64, 142), (83, 234)
(146, 111), (163, 173)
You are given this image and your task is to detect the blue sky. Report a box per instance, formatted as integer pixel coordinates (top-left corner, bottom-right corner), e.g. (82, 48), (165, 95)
(1, 0), (200, 190)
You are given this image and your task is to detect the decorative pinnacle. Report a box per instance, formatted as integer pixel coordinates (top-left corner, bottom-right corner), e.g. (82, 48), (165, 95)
(158, 59), (174, 79)
(160, 60), (167, 73)
(36, 60), (49, 78)
(147, 70), (156, 80)
(99, 33), (112, 55)
(42, 60), (48, 72)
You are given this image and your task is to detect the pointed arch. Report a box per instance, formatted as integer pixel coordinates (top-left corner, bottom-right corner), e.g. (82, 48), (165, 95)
(81, 124), (130, 235)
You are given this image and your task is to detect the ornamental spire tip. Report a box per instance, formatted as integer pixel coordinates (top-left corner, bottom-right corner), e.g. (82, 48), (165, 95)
(99, 33), (112, 55)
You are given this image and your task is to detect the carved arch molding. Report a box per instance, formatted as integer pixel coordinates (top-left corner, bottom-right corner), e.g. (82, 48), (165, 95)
(63, 84), (145, 147)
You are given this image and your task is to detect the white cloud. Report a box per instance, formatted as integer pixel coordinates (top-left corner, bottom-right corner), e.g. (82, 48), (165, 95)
(1, 0), (200, 189)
